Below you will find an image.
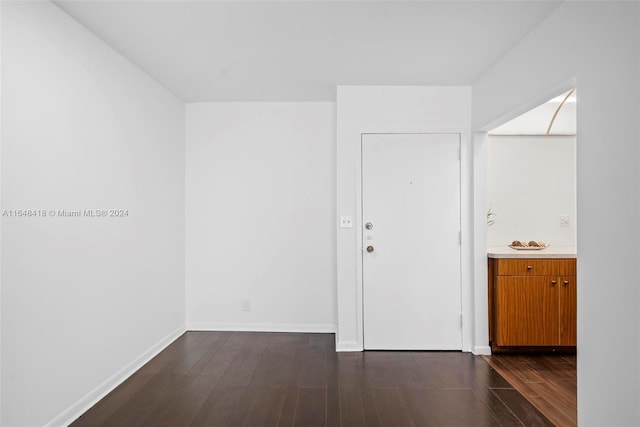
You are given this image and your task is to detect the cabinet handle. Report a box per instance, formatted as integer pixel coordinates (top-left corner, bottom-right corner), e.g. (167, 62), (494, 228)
(563, 280), (570, 286)
(551, 280), (557, 286)
(527, 265), (532, 270)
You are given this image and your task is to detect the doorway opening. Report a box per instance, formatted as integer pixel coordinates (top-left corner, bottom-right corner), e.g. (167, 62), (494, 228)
(482, 88), (578, 426)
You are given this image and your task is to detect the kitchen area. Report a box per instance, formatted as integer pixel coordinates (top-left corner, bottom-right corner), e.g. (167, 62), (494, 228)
(483, 90), (577, 426)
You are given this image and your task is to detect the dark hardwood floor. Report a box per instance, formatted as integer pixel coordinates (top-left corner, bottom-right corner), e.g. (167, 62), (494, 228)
(71, 332), (552, 426)
(482, 354), (577, 427)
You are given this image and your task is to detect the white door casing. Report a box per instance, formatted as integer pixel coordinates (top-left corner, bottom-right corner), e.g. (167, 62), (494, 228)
(362, 133), (462, 350)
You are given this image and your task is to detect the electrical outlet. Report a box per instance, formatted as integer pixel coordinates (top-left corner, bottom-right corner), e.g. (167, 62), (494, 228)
(242, 299), (251, 311)
(339, 216), (353, 228)
(559, 215), (571, 227)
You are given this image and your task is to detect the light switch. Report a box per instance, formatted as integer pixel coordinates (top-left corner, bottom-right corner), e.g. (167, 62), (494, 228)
(340, 216), (353, 228)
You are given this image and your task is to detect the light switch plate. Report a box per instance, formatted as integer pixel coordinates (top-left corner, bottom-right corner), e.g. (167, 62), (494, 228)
(340, 216), (353, 228)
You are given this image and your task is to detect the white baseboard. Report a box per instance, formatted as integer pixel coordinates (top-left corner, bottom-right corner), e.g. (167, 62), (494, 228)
(45, 324), (186, 427)
(187, 322), (337, 333)
(473, 345), (492, 355)
(336, 340), (363, 352)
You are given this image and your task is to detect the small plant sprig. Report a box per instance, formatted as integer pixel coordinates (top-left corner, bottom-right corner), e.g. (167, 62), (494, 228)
(487, 209), (496, 227)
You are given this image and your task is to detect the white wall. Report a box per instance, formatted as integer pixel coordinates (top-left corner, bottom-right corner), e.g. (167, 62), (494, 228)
(1, 2), (186, 426)
(0, 3), (4, 424)
(185, 102), (336, 332)
(473, 1), (639, 424)
(487, 135), (576, 247)
(335, 86), (476, 352)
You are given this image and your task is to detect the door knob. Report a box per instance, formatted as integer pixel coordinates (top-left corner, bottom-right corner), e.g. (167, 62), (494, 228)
(365, 222), (373, 230)
(366, 246), (374, 253)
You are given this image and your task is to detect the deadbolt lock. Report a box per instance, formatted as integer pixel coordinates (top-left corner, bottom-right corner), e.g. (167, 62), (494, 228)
(366, 246), (374, 253)
(365, 222), (373, 230)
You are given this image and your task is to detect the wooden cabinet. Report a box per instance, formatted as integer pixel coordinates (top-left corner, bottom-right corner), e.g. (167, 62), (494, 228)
(489, 257), (576, 349)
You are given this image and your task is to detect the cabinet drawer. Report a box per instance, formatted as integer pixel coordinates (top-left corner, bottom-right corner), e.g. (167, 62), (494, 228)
(496, 258), (576, 276)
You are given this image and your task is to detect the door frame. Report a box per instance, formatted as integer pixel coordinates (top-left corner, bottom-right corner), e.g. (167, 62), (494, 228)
(360, 132), (463, 350)
(472, 79), (577, 356)
(357, 131), (473, 352)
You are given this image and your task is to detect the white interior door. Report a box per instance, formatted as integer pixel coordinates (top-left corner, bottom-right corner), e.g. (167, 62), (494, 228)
(362, 133), (462, 350)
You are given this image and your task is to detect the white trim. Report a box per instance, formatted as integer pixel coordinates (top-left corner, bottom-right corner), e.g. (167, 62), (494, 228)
(473, 346), (492, 356)
(476, 79), (577, 132)
(459, 131), (474, 354)
(365, 344), (464, 351)
(45, 325), (186, 427)
(187, 322), (337, 333)
(336, 340), (363, 352)
(0, 2), (4, 423)
(472, 131), (490, 355)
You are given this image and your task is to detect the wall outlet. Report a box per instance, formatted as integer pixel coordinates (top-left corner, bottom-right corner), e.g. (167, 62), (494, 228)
(242, 298), (251, 311)
(559, 215), (571, 227)
(339, 216), (353, 228)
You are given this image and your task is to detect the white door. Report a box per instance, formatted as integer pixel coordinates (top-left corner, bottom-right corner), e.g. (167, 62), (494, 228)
(362, 133), (462, 350)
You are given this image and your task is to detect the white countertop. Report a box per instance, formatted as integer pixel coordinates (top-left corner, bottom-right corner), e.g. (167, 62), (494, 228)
(488, 246), (577, 259)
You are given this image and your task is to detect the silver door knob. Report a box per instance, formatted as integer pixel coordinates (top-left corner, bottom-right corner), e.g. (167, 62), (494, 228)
(365, 222), (373, 230)
(366, 246), (374, 253)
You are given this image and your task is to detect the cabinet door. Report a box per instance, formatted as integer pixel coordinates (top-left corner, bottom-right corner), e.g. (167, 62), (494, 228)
(559, 276), (577, 346)
(495, 276), (559, 346)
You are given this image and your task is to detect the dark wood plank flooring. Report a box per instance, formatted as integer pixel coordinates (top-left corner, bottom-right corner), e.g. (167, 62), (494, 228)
(482, 354), (577, 427)
(71, 332), (552, 426)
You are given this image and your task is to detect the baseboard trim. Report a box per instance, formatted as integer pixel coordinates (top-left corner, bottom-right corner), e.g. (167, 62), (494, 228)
(187, 322), (337, 333)
(336, 340), (363, 352)
(473, 345), (492, 355)
(45, 324), (186, 427)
